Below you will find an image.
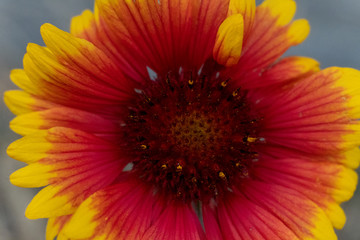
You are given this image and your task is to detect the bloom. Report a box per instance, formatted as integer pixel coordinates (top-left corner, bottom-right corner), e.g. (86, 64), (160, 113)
(5, 0), (360, 239)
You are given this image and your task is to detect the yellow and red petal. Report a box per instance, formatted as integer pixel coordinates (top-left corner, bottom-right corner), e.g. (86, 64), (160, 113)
(218, 181), (337, 239)
(254, 67), (360, 156)
(70, 9), (96, 38)
(228, 0), (310, 87)
(217, 192), (299, 239)
(228, 0), (256, 42)
(10, 107), (119, 138)
(213, 14), (244, 67)
(254, 157), (357, 229)
(71, 5), (153, 83)
(10, 162), (56, 188)
(4, 90), (59, 116)
(41, 23), (136, 97)
(71, 6), (147, 81)
(8, 127), (126, 219)
(238, 56), (320, 89)
(259, 0), (296, 26)
(240, 181), (337, 240)
(214, 0), (256, 67)
(46, 215), (72, 240)
(20, 24), (138, 118)
(62, 177), (162, 239)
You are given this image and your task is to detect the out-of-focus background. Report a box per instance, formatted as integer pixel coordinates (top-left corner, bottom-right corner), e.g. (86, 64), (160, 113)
(0, 0), (359, 239)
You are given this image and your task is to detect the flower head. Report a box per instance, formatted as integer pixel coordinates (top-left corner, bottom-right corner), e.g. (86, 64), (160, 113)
(5, 0), (360, 239)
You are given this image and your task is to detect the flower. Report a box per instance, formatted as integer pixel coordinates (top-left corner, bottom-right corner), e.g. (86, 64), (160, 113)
(4, 0), (360, 239)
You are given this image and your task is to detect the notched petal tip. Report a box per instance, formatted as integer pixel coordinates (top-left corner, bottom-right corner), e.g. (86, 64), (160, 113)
(260, 0), (296, 26)
(8, 69), (36, 96)
(61, 196), (98, 239)
(10, 112), (43, 136)
(70, 9), (95, 36)
(4, 90), (34, 115)
(7, 131), (51, 163)
(25, 185), (76, 219)
(214, 14), (244, 67)
(46, 216), (72, 240)
(9, 163), (55, 188)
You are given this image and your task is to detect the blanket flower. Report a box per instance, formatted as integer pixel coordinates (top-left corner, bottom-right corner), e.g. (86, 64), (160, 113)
(5, 0), (360, 239)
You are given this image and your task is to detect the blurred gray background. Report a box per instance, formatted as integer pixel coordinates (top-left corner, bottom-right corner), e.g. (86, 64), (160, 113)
(0, 0), (359, 239)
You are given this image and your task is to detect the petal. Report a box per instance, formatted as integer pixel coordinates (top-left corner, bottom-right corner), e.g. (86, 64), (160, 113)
(26, 185), (76, 219)
(255, 67), (360, 156)
(95, 0), (229, 75)
(40, 23), (130, 95)
(202, 203), (223, 240)
(9, 69), (38, 95)
(342, 147), (360, 169)
(213, 14), (244, 67)
(217, 192), (298, 240)
(333, 68), (360, 118)
(8, 127), (125, 219)
(62, 178), (162, 239)
(237, 56), (320, 89)
(142, 201), (205, 240)
(46, 215), (72, 240)
(240, 181), (337, 240)
(228, 0), (256, 42)
(259, 0), (296, 26)
(21, 24), (137, 117)
(228, 0), (310, 86)
(255, 157), (357, 229)
(10, 107), (120, 137)
(4, 90), (59, 115)
(262, 56), (319, 84)
(70, 9), (96, 38)
(287, 19), (311, 45)
(10, 162), (56, 188)
(71, 6), (152, 83)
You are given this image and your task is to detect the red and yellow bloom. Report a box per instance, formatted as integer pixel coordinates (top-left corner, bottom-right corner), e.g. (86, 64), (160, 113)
(5, 0), (360, 239)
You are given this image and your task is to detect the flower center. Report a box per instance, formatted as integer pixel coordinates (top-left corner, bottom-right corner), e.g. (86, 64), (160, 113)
(123, 65), (262, 202)
(169, 111), (224, 156)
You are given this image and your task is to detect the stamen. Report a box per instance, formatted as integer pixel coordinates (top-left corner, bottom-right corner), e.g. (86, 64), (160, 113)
(176, 165), (183, 172)
(218, 171), (226, 179)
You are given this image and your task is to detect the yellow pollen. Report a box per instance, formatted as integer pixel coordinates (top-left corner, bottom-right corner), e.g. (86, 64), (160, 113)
(242, 170), (249, 177)
(219, 171), (226, 179)
(235, 162), (241, 167)
(232, 89), (239, 97)
(176, 165), (183, 172)
(246, 137), (257, 143)
(161, 164), (167, 169)
(140, 144), (148, 150)
(145, 96), (153, 104)
(221, 81), (228, 87)
(188, 79), (194, 85)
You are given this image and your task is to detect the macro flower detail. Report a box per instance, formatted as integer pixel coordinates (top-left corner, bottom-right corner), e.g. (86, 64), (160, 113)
(4, 0), (360, 239)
